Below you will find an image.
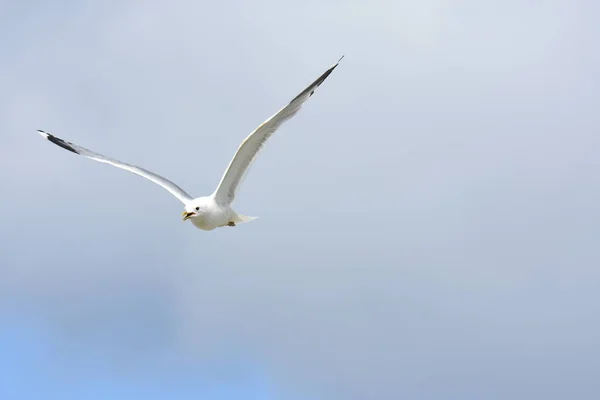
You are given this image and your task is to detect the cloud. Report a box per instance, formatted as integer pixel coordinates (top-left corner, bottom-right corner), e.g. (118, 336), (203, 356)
(2, 0), (600, 398)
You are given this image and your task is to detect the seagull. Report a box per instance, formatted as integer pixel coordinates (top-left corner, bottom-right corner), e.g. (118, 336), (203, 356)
(38, 57), (342, 231)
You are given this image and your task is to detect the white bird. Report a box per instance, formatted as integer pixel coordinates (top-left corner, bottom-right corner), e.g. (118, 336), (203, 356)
(38, 57), (342, 231)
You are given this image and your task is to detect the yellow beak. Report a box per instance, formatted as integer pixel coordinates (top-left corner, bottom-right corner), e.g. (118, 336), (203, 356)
(182, 211), (195, 221)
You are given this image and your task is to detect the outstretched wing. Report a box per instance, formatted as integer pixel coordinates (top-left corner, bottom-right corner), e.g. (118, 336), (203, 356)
(212, 57), (343, 206)
(38, 130), (193, 204)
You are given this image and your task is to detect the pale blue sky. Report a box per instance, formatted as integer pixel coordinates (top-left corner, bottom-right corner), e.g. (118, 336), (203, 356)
(1, 0), (599, 398)
(0, 317), (275, 399)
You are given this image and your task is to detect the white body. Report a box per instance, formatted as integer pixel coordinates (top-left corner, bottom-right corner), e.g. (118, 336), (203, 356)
(38, 58), (342, 231)
(184, 196), (256, 231)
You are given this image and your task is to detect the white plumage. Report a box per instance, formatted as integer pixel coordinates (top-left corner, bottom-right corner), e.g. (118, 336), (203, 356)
(38, 57), (342, 231)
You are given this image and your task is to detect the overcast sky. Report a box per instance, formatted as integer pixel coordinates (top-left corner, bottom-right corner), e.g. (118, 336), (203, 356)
(1, 0), (599, 398)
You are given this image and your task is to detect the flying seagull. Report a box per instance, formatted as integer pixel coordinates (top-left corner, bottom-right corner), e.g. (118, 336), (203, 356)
(38, 57), (342, 231)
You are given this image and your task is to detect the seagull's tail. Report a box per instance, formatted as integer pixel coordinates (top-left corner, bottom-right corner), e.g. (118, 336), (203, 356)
(232, 212), (259, 225)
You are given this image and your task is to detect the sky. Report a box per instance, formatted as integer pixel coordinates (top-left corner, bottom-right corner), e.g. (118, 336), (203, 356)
(1, 0), (599, 398)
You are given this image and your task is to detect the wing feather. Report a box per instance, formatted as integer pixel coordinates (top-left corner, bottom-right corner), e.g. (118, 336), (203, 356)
(212, 57), (342, 205)
(38, 130), (193, 204)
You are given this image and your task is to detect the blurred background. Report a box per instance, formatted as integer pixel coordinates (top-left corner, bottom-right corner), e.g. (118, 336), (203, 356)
(1, 0), (599, 398)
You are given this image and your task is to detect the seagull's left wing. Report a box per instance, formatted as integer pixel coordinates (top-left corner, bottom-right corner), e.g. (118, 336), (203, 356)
(38, 130), (193, 204)
(212, 57), (343, 206)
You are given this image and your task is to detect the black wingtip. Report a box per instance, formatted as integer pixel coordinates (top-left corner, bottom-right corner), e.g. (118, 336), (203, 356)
(38, 130), (79, 154)
(326, 55), (344, 74)
(288, 58), (342, 104)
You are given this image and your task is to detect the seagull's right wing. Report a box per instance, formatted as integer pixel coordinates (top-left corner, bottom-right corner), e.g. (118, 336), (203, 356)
(212, 57), (343, 206)
(38, 130), (193, 204)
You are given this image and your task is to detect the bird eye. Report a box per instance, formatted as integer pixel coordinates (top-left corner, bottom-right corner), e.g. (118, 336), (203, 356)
(195, 207), (200, 211)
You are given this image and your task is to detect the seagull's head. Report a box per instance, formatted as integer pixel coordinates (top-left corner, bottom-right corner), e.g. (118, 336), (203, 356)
(182, 205), (200, 222)
(182, 199), (207, 222)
